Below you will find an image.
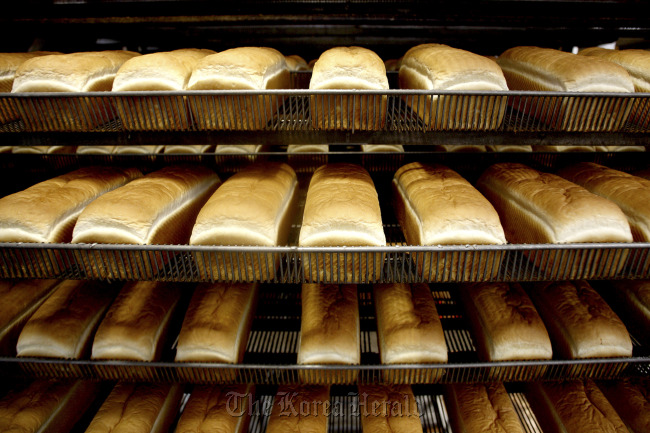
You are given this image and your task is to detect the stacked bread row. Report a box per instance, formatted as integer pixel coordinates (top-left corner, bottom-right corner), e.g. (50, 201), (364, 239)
(2, 277), (645, 378)
(0, 377), (648, 433)
(5, 43), (649, 132)
(0, 160), (648, 281)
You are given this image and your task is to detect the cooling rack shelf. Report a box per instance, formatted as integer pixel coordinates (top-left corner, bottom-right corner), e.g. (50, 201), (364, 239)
(1, 284), (647, 385)
(1, 242), (648, 283)
(1, 90), (649, 134)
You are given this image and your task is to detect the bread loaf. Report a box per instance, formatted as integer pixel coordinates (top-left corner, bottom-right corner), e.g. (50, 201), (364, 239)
(176, 282), (258, 363)
(13, 51), (141, 93)
(609, 279), (650, 344)
(444, 382), (525, 433)
(190, 162), (297, 280)
(164, 144), (214, 154)
(299, 163), (385, 282)
(528, 280), (632, 359)
(0, 52), (60, 93)
(394, 162), (505, 245)
(12, 50), (141, 131)
(579, 47), (650, 92)
(0, 379), (100, 433)
(72, 165), (219, 245)
(0, 52), (60, 124)
(527, 380), (628, 433)
(598, 378), (650, 433)
(0, 279), (60, 355)
(373, 283), (447, 364)
(498, 45), (634, 92)
(394, 162), (505, 280)
(358, 385), (422, 433)
(113, 48), (215, 130)
(114, 49), (215, 92)
(477, 162), (633, 244)
(12, 145), (76, 154)
(175, 384), (255, 433)
(361, 144), (404, 152)
(285, 54), (309, 71)
(287, 144), (329, 153)
(188, 47), (290, 130)
(16, 280), (118, 359)
(486, 145), (533, 152)
(458, 282), (552, 361)
(76, 146), (117, 154)
(91, 281), (183, 361)
(497, 46), (634, 131)
(399, 43), (508, 130)
(0, 166), (141, 243)
(558, 162), (650, 242)
(113, 145), (165, 154)
(310, 46), (388, 130)
(85, 382), (184, 433)
(265, 386), (330, 433)
(298, 284), (359, 383)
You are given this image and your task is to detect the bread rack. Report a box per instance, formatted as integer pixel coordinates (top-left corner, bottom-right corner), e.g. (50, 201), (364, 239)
(1, 284), (647, 387)
(0, 89), (649, 134)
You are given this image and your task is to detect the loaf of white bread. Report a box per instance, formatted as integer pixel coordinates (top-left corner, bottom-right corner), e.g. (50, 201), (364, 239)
(191, 162), (297, 248)
(187, 47), (290, 129)
(598, 378), (650, 433)
(300, 163), (385, 281)
(164, 144), (214, 154)
(558, 162), (650, 242)
(84, 382), (184, 433)
(299, 284), (359, 367)
(394, 162), (506, 245)
(373, 283), (447, 364)
(497, 46), (633, 93)
(0, 166), (141, 243)
(477, 162), (633, 244)
(527, 380), (628, 433)
(0, 52), (60, 92)
(399, 43), (508, 130)
(176, 282), (258, 363)
(265, 386), (330, 433)
(0, 379), (100, 433)
(72, 165), (219, 245)
(497, 46), (634, 131)
(285, 54), (309, 71)
(113, 48), (215, 131)
(16, 280), (118, 359)
(191, 162), (297, 280)
(310, 46), (388, 130)
(358, 385), (422, 433)
(579, 47), (650, 93)
(444, 382), (526, 433)
(528, 280), (632, 359)
(0, 279), (60, 355)
(12, 50), (140, 92)
(175, 384), (255, 433)
(609, 279), (650, 344)
(91, 281), (183, 361)
(459, 282), (552, 361)
(113, 48), (215, 92)
(12, 145), (76, 154)
(188, 47), (289, 91)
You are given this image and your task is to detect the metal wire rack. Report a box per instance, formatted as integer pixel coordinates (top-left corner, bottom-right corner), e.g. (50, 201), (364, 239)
(1, 284), (647, 385)
(1, 90), (649, 134)
(0, 242), (647, 283)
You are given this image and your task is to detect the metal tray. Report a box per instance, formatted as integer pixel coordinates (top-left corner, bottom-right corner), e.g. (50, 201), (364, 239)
(1, 90), (649, 134)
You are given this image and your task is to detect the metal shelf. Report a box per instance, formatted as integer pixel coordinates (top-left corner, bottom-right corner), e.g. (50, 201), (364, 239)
(1, 90), (649, 135)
